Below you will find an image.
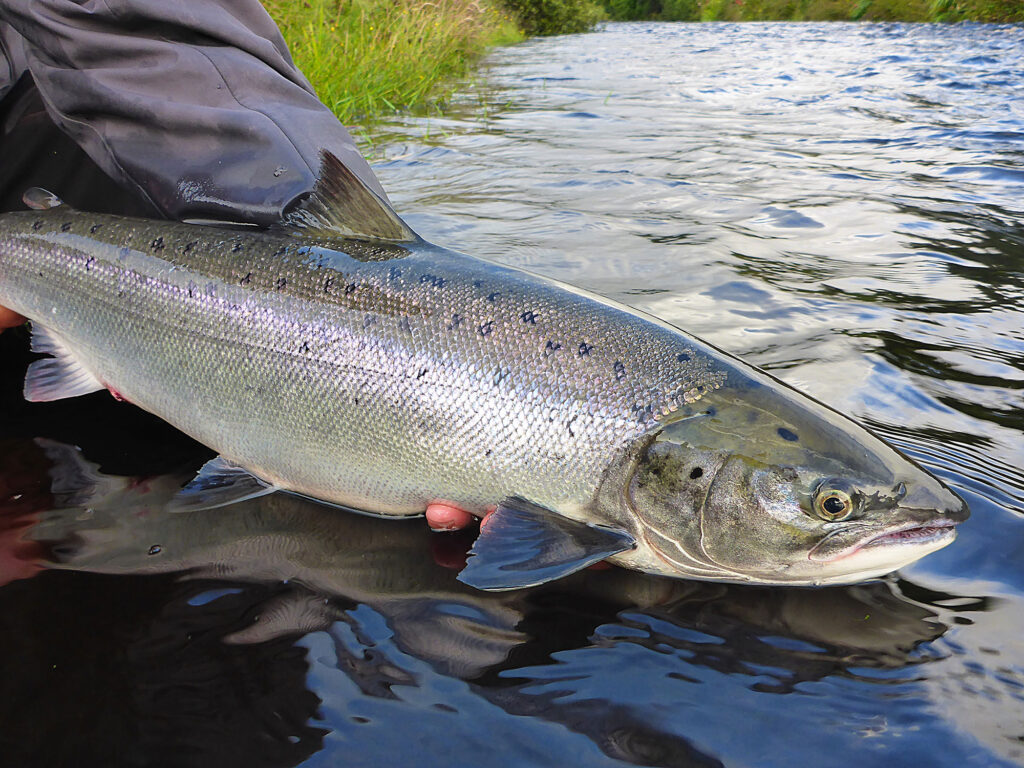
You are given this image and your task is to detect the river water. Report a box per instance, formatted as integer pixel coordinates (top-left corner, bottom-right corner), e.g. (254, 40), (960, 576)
(2, 21), (1023, 768)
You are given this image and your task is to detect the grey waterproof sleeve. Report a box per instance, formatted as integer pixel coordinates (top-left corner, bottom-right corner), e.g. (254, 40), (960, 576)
(0, 0), (385, 226)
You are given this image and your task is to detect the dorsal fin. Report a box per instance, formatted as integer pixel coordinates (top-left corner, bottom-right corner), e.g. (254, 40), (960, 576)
(281, 150), (417, 243)
(23, 188), (65, 211)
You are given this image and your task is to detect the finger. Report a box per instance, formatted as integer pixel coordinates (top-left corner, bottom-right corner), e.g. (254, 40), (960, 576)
(0, 306), (25, 330)
(425, 502), (475, 531)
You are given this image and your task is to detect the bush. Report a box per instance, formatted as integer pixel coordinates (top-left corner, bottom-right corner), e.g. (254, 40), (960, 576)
(600, 0), (699, 20)
(502, 0), (606, 35)
(603, 0), (659, 18)
(660, 0), (702, 18)
(602, 0), (1024, 20)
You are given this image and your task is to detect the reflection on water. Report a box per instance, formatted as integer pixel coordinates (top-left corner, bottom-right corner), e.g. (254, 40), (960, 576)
(0, 436), (1020, 766)
(2, 20), (1024, 768)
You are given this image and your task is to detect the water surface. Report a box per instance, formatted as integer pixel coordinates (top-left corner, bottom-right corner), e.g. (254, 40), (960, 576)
(2, 21), (1023, 767)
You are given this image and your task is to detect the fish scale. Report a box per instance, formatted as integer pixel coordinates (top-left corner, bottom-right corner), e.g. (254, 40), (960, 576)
(0, 206), (724, 519)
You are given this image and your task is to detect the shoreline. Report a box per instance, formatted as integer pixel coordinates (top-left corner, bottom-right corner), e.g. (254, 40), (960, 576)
(266, 0), (1022, 127)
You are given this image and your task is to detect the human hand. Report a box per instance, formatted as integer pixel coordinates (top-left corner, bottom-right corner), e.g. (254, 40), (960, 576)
(0, 305), (25, 330)
(426, 503), (496, 532)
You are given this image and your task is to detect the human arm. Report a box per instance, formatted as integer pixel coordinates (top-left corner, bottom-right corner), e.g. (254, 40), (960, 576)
(0, 0), (385, 226)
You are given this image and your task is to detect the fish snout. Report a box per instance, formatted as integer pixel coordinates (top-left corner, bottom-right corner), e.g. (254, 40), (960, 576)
(897, 478), (969, 525)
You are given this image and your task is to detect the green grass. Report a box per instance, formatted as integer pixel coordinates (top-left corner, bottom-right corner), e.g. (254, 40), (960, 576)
(264, 0), (524, 124)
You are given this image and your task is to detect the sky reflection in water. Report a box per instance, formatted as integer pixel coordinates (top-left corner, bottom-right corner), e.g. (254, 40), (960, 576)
(2, 20), (1024, 768)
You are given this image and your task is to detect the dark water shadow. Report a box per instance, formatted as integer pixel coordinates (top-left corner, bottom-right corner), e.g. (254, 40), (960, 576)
(0, 434), (992, 768)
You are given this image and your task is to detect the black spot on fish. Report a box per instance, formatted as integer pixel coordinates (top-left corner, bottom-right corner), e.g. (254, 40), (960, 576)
(187, 281), (197, 298)
(448, 313), (463, 330)
(632, 403), (654, 424)
(521, 310), (538, 325)
(578, 342), (593, 356)
(485, 449), (493, 457)
(151, 236), (164, 250)
(61, 222), (71, 232)
(32, 220), (42, 231)
(84, 257), (95, 272)
(479, 320), (494, 337)
(323, 276), (334, 292)
(567, 415), (578, 438)
(353, 396), (360, 405)
(690, 467), (703, 479)
(420, 274), (447, 288)
(148, 545), (161, 556)
(706, 407), (716, 418)
(778, 427), (799, 442)
(232, 242), (243, 253)
(389, 266), (402, 281)
(417, 367), (429, 379)
(184, 240), (197, 253)
(274, 246), (288, 258)
(240, 272), (252, 286)
(345, 282), (357, 295)
(472, 279), (484, 289)
(545, 340), (562, 356)
(487, 291), (501, 302)
(299, 341), (310, 354)
(89, 223), (102, 234)
(677, 352), (691, 363)
(614, 361), (626, 381)
(276, 277), (287, 291)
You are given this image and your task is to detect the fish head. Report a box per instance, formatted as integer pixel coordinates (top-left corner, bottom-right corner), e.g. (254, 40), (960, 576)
(623, 369), (968, 585)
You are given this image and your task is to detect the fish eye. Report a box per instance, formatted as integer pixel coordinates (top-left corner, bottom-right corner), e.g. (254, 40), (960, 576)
(813, 484), (856, 521)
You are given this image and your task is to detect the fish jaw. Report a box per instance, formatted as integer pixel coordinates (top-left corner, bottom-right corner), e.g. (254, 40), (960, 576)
(804, 519), (959, 585)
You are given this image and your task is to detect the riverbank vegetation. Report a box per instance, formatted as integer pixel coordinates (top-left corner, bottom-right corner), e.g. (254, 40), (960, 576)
(264, 0), (604, 124)
(601, 0), (1024, 21)
(265, 0), (1020, 126)
(264, 0), (522, 123)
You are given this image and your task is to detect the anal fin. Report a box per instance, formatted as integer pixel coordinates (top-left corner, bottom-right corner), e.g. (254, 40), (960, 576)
(170, 456), (279, 513)
(24, 325), (105, 402)
(457, 498), (635, 591)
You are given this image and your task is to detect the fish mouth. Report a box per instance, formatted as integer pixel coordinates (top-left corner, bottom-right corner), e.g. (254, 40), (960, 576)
(809, 518), (959, 563)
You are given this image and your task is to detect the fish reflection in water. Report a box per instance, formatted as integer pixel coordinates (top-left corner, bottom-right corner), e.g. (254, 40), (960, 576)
(1, 437), (1010, 767)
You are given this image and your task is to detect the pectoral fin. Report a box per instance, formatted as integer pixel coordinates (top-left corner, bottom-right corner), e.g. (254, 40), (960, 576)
(457, 498), (635, 591)
(169, 456), (279, 512)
